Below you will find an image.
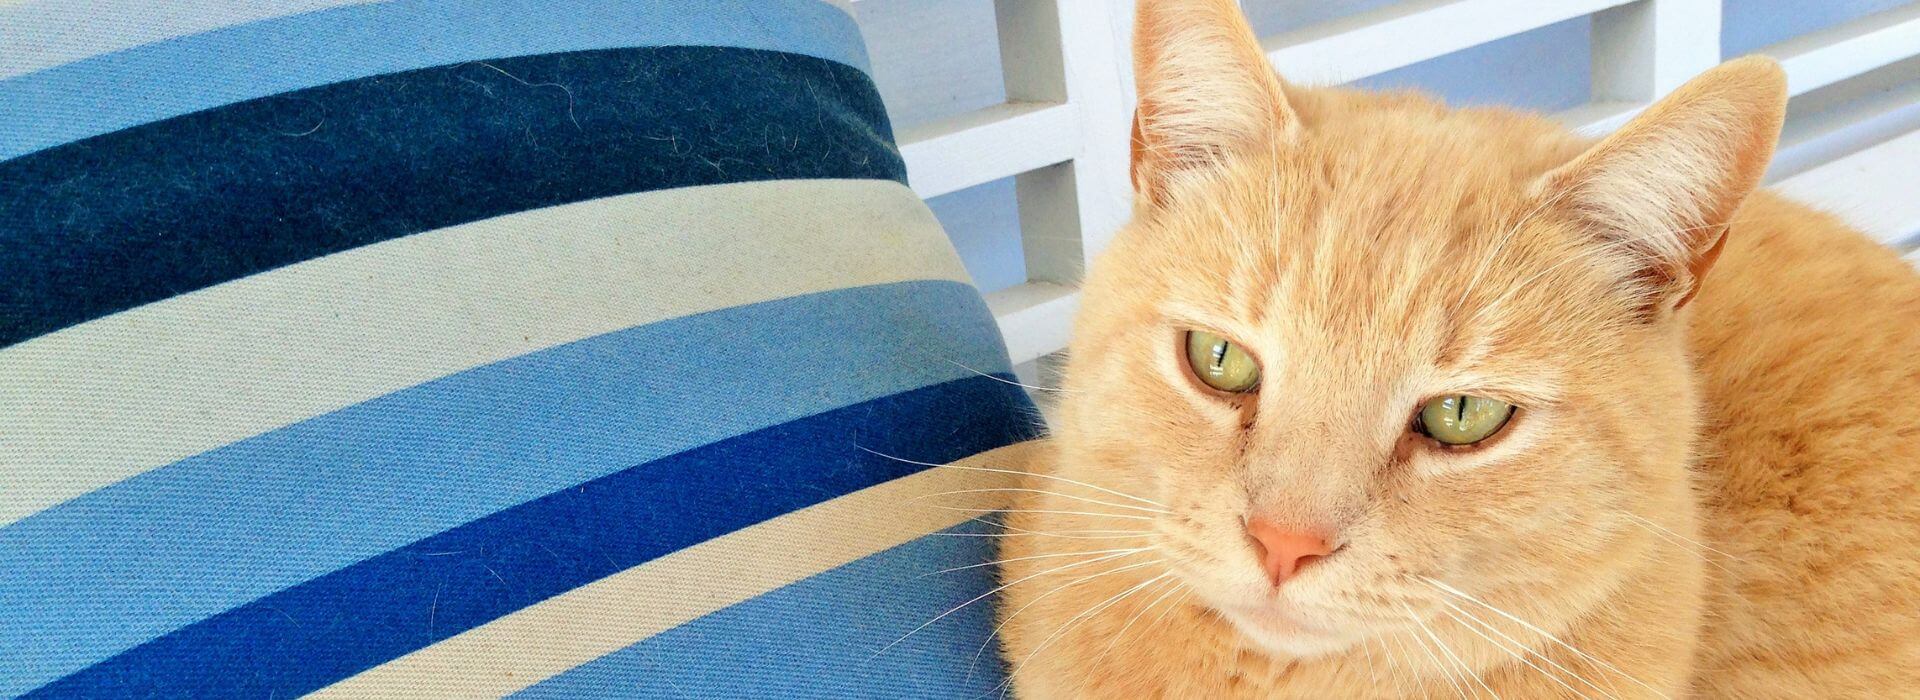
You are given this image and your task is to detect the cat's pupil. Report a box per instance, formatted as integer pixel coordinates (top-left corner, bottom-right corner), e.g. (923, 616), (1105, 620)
(1210, 341), (1229, 371)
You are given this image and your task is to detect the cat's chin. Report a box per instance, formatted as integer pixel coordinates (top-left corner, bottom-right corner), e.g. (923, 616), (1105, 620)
(1215, 602), (1368, 659)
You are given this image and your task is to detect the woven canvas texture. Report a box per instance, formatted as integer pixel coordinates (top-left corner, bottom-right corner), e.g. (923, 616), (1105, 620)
(0, 2), (1039, 697)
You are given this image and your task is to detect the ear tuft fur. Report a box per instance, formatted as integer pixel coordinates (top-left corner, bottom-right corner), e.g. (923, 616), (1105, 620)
(1131, 0), (1297, 206)
(1537, 56), (1787, 311)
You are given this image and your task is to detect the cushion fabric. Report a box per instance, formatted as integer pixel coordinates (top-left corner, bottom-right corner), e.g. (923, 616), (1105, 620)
(0, 1), (1039, 697)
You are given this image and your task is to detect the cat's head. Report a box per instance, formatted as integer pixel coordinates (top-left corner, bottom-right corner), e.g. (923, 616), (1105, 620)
(1053, 0), (1785, 657)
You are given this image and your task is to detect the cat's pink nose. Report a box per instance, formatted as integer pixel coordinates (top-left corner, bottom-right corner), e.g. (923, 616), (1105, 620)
(1245, 518), (1334, 586)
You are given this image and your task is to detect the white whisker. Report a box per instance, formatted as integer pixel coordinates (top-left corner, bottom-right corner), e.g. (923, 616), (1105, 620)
(1624, 518), (1738, 576)
(869, 549), (1145, 659)
(968, 558), (1168, 675)
(922, 547), (1152, 577)
(933, 530), (1154, 540)
(1386, 633), (1433, 700)
(1402, 616), (1472, 700)
(1101, 576), (1184, 654)
(1422, 578), (1669, 699)
(1362, 638), (1382, 689)
(930, 506), (1155, 521)
(1145, 587), (1191, 638)
(1436, 599), (1602, 700)
(1406, 601), (1498, 699)
(956, 517), (1152, 540)
(1623, 513), (1744, 562)
(945, 358), (1076, 393)
(961, 516), (1148, 538)
(916, 487), (1171, 515)
(1435, 596), (1617, 700)
(855, 446), (1169, 508)
(1003, 572), (1175, 694)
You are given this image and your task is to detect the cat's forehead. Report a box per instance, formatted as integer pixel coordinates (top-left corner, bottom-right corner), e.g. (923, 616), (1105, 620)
(1145, 142), (1596, 377)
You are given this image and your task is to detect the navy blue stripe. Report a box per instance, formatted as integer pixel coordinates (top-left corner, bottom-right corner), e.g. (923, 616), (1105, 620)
(0, 45), (901, 347)
(24, 376), (1039, 699)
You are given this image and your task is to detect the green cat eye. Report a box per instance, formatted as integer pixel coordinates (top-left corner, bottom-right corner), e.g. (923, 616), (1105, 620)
(1184, 330), (1260, 393)
(1416, 395), (1515, 445)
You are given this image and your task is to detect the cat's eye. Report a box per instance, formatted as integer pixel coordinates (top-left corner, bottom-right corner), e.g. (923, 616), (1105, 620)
(1184, 330), (1260, 393)
(1414, 395), (1515, 446)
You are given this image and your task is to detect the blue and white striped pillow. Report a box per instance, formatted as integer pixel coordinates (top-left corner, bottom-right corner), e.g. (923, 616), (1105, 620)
(0, 2), (1040, 697)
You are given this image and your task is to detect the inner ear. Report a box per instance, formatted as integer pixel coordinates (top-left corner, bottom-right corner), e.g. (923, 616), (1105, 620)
(1130, 0), (1298, 207)
(1537, 56), (1786, 312)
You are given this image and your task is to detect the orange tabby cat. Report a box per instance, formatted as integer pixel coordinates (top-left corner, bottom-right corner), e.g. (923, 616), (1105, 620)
(992, 0), (1920, 697)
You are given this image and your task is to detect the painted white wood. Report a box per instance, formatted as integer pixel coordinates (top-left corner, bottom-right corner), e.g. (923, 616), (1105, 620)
(849, 0), (1007, 130)
(986, 282), (1081, 365)
(864, 0), (1920, 363)
(1774, 128), (1920, 246)
(1260, 0), (1634, 85)
(988, 0), (1136, 285)
(1560, 99), (1644, 136)
(1773, 57), (1920, 181)
(1049, 0), (1135, 265)
(1591, 0), (1721, 100)
(1765, 2), (1920, 96)
(995, 0), (1083, 283)
(898, 101), (1078, 200)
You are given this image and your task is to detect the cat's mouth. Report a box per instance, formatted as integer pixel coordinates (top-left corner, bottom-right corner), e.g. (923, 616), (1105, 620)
(1220, 601), (1336, 635)
(1212, 598), (1379, 658)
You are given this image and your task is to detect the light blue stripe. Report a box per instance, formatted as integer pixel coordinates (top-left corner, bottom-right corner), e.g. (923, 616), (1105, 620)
(0, 1), (384, 80)
(0, 0), (868, 160)
(0, 281), (1004, 698)
(515, 521), (1009, 699)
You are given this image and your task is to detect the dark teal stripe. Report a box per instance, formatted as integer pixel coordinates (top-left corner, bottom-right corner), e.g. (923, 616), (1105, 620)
(0, 45), (901, 347)
(0, 281), (1022, 697)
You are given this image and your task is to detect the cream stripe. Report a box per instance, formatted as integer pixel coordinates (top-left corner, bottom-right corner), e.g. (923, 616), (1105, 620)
(0, 179), (964, 527)
(311, 440), (1045, 699)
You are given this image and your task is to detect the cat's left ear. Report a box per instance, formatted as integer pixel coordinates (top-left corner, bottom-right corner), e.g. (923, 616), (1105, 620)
(1537, 56), (1787, 311)
(1130, 0), (1299, 207)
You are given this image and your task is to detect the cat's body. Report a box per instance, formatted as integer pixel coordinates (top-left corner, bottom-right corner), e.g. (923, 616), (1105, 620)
(1684, 190), (1920, 697)
(992, 2), (1920, 697)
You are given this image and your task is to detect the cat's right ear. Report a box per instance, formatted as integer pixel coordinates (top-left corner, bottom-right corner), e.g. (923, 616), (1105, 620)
(1534, 57), (1786, 312)
(1131, 0), (1298, 206)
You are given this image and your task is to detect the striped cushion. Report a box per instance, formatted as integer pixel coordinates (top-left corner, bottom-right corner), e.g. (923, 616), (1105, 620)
(0, 2), (1039, 697)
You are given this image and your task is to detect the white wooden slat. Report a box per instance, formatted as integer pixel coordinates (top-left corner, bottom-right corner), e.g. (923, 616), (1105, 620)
(988, 0), (1136, 287)
(1559, 100), (1644, 136)
(1261, 0), (1634, 85)
(1591, 0), (1722, 99)
(898, 101), (1079, 199)
(1771, 59), (1920, 181)
(993, 0), (1083, 284)
(1774, 128), (1920, 246)
(1766, 2), (1920, 97)
(978, 0), (1132, 359)
(1047, 0), (1134, 264)
(986, 282), (1080, 366)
